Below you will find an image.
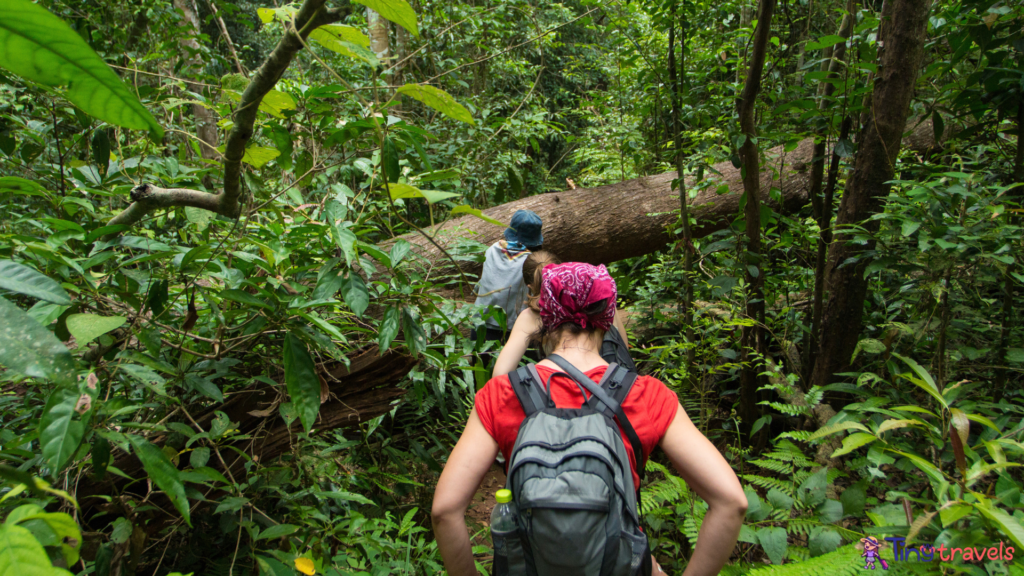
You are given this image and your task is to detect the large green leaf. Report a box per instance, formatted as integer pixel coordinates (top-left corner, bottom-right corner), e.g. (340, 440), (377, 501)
(974, 500), (1024, 551)
(309, 27), (378, 67)
(387, 182), (462, 204)
(400, 306), (426, 357)
(756, 526), (788, 565)
(14, 511), (81, 566)
(450, 205), (505, 227)
(396, 84), (474, 125)
(38, 388), (84, 474)
(0, 296), (75, 385)
(352, 0), (418, 37)
(0, 523), (72, 576)
(126, 436), (191, 525)
(65, 314), (125, 347)
(282, 333), (321, 434)
(0, 0), (162, 139)
(829, 432), (877, 457)
(893, 353), (947, 409)
(341, 273), (369, 318)
(0, 261), (70, 305)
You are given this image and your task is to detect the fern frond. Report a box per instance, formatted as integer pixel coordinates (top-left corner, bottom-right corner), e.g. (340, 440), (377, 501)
(741, 475), (795, 496)
(749, 459), (794, 475)
(777, 430), (814, 442)
(785, 517), (821, 537)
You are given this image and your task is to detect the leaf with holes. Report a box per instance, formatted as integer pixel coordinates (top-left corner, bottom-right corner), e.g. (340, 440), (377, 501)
(0, 0), (163, 138)
(127, 435), (191, 525)
(283, 333), (320, 434)
(396, 84), (473, 124)
(0, 260), (70, 305)
(0, 297), (75, 385)
(38, 388), (84, 474)
(352, 0), (418, 37)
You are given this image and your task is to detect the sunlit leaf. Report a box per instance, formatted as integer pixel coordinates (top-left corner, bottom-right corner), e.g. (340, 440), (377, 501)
(65, 314), (125, 347)
(309, 26), (378, 66)
(0, 523), (72, 576)
(396, 84), (474, 124)
(352, 0), (418, 37)
(830, 432), (877, 457)
(388, 182), (461, 204)
(259, 90), (296, 119)
(0, 0), (163, 139)
(450, 205), (505, 227)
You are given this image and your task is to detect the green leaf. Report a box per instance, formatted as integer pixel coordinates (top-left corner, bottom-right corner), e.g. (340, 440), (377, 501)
(766, 488), (793, 511)
(808, 528), (841, 557)
(806, 34), (846, 50)
(65, 314), (125, 347)
(220, 289), (272, 310)
(415, 168), (461, 183)
(38, 388), (84, 474)
(255, 555), (292, 576)
(0, 296), (75, 385)
(312, 24), (369, 47)
(0, 523), (71, 576)
(377, 306), (400, 352)
(830, 432), (877, 457)
(840, 484), (866, 516)
(256, 524), (299, 541)
(15, 511), (81, 566)
(121, 364), (168, 396)
(889, 450), (946, 487)
(757, 526), (788, 564)
(309, 27), (378, 66)
(401, 306), (426, 357)
(90, 128), (110, 175)
(390, 239), (412, 266)
(126, 436), (191, 525)
(189, 447), (210, 469)
(332, 226), (358, 268)
(0, 0), (162, 139)
(352, 0), (418, 37)
(341, 273), (369, 318)
(388, 182), (461, 204)
(241, 147), (280, 168)
(184, 207), (212, 231)
(974, 500), (1024, 551)
(796, 468), (828, 508)
(396, 84), (473, 124)
(0, 176), (49, 197)
(450, 205), (505, 227)
(259, 90), (296, 119)
(1006, 348), (1024, 363)
(893, 353), (947, 409)
(0, 260), (71, 305)
(282, 333), (321, 434)
(109, 517), (131, 544)
(383, 137), (400, 183)
(834, 138), (854, 158)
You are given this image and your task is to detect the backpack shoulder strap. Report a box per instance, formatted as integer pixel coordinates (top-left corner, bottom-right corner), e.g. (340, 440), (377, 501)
(508, 364), (549, 417)
(547, 355), (646, 489)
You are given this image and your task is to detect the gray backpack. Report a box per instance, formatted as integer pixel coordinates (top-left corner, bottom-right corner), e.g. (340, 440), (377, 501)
(494, 354), (650, 576)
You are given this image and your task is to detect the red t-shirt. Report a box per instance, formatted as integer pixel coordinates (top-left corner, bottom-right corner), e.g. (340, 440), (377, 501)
(475, 364), (680, 489)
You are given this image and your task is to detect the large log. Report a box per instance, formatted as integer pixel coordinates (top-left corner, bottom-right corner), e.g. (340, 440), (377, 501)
(402, 119), (938, 273)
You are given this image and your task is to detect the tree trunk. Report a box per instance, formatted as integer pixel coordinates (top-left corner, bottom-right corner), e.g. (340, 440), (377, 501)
(669, 10), (695, 367)
(736, 0), (776, 430)
(173, 0), (219, 160)
(809, 0), (932, 391)
(368, 9), (390, 61)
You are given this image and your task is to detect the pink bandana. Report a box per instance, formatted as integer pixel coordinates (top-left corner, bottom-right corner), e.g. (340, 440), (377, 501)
(538, 262), (617, 331)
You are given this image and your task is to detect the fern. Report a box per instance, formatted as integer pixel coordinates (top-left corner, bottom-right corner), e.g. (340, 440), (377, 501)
(742, 474), (796, 496)
(785, 517), (821, 537)
(749, 458), (794, 475)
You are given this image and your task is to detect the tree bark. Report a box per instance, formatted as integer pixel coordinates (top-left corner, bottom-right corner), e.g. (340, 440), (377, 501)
(173, 0), (220, 161)
(368, 9), (390, 61)
(809, 0), (932, 391)
(669, 9), (695, 367)
(736, 0), (775, 427)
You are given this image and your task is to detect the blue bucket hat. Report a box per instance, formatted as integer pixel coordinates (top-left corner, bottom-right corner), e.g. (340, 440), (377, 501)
(504, 210), (543, 248)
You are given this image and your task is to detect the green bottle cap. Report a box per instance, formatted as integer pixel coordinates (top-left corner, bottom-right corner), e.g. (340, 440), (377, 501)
(495, 489), (512, 504)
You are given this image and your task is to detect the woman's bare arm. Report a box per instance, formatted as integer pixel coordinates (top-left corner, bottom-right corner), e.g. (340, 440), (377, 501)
(659, 403), (747, 575)
(431, 410), (500, 576)
(492, 309), (542, 377)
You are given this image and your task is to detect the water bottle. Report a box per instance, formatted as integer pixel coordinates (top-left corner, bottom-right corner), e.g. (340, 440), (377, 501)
(491, 489), (518, 574)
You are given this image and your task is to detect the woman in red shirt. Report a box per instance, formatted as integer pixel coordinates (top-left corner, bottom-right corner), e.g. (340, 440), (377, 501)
(432, 263), (747, 575)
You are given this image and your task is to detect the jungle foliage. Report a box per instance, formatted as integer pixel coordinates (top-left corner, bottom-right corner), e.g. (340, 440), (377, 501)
(0, 0), (1022, 574)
